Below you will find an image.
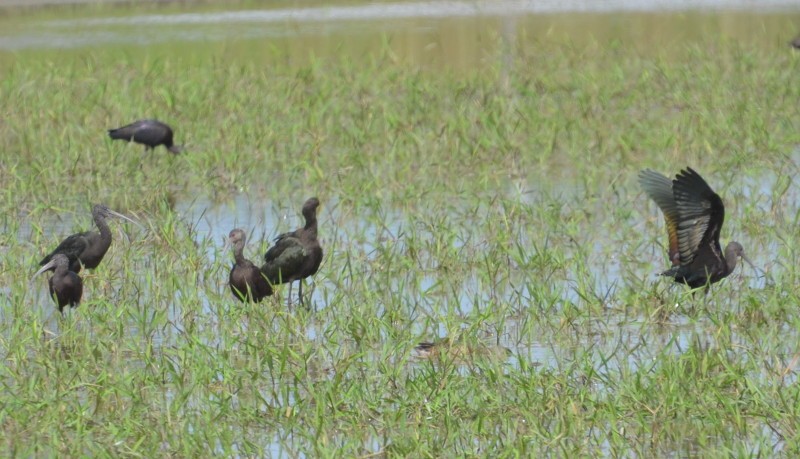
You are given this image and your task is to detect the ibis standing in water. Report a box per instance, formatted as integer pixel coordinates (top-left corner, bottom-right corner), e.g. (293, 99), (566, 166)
(638, 167), (754, 289)
(39, 204), (142, 274)
(108, 119), (183, 154)
(33, 254), (83, 313)
(262, 198), (323, 307)
(228, 229), (273, 303)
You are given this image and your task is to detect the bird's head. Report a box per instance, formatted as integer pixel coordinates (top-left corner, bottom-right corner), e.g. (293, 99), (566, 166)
(228, 229), (246, 246)
(302, 197), (320, 218)
(33, 253), (70, 279)
(93, 204), (145, 230)
(725, 241), (756, 272)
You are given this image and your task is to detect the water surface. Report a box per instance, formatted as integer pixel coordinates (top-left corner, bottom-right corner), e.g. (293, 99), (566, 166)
(2, 1), (798, 455)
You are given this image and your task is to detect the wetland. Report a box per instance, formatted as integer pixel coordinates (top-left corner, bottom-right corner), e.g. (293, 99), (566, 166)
(1, 0), (800, 456)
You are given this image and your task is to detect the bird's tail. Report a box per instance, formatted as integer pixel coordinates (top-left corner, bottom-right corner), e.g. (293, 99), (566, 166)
(107, 128), (130, 140)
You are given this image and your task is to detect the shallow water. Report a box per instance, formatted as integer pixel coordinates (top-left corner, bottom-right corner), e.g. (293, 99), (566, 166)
(3, 0), (799, 454)
(19, 169), (787, 353)
(1, 1), (799, 69)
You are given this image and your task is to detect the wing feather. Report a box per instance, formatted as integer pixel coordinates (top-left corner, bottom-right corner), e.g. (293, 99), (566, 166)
(262, 235), (307, 283)
(638, 169), (681, 265)
(40, 233), (90, 267)
(671, 168), (724, 266)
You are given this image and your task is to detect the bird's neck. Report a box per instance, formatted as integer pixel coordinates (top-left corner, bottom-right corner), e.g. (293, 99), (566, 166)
(233, 244), (246, 264)
(724, 245), (738, 274)
(303, 215), (317, 235)
(95, 216), (111, 238)
(53, 264), (69, 278)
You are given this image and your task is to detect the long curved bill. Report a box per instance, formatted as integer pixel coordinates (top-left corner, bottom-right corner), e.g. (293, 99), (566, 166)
(742, 253), (776, 287)
(741, 253), (757, 271)
(107, 208), (145, 231)
(740, 252), (768, 280)
(32, 259), (57, 279)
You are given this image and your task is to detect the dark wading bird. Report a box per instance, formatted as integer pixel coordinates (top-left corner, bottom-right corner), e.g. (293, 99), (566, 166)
(108, 119), (183, 154)
(262, 198), (323, 307)
(39, 204), (142, 274)
(791, 35), (800, 49)
(228, 229), (273, 303)
(33, 254), (83, 313)
(638, 167), (755, 289)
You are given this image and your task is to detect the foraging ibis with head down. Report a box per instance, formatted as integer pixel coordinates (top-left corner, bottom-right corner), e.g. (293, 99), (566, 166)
(108, 119), (182, 154)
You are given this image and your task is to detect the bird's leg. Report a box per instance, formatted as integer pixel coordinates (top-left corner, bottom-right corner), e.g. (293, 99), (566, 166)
(298, 280), (304, 308)
(286, 281), (293, 308)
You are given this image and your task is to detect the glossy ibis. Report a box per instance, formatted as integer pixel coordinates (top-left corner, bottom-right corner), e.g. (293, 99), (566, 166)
(638, 167), (754, 289)
(228, 229), (273, 303)
(108, 119), (182, 154)
(39, 204), (142, 274)
(33, 254), (83, 313)
(262, 197), (322, 307)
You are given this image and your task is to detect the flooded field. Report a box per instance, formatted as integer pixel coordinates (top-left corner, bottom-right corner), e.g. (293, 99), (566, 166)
(1, 0), (800, 456)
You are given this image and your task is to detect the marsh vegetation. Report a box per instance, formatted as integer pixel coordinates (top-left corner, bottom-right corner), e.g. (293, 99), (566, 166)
(1, 2), (799, 456)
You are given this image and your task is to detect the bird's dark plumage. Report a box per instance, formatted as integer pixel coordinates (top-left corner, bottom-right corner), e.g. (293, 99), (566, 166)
(639, 167), (752, 289)
(262, 197), (323, 306)
(791, 35), (800, 49)
(228, 229), (273, 303)
(261, 237), (308, 282)
(108, 119), (182, 154)
(33, 254), (83, 313)
(39, 204), (141, 274)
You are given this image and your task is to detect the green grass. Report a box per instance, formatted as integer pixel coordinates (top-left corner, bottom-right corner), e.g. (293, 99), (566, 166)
(1, 4), (800, 457)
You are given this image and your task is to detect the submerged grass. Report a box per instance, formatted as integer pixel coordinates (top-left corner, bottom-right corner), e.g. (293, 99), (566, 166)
(1, 6), (800, 457)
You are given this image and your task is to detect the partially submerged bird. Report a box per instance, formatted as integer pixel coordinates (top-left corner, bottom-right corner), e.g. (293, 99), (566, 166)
(39, 204), (142, 274)
(33, 254), (83, 313)
(108, 119), (182, 154)
(638, 167), (754, 289)
(262, 197), (323, 307)
(228, 229), (273, 303)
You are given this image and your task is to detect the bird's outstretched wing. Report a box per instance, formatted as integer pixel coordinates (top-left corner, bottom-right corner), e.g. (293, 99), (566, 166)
(671, 167), (725, 266)
(639, 169), (680, 265)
